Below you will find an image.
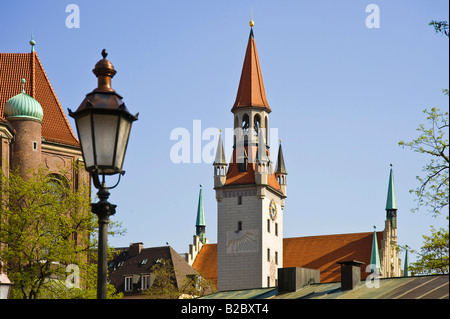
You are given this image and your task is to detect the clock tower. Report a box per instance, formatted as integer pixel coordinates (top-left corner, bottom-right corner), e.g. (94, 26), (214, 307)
(214, 20), (287, 291)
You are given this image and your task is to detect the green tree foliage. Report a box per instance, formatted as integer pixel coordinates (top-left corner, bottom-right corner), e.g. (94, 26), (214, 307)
(0, 166), (123, 299)
(146, 259), (180, 299)
(408, 225), (449, 275)
(429, 20), (449, 37)
(397, 21), (449, 276)
(399, 101), (449, 217)
(145, 258), (215, 299)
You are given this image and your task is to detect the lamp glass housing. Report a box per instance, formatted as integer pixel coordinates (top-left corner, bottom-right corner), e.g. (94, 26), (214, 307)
(74, 108), (134, 176)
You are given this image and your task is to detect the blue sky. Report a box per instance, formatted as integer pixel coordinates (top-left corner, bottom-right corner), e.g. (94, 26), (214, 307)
(1, 1), (448, 264)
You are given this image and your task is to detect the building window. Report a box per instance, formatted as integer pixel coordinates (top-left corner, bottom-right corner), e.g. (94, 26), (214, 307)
(32, 141), (38, 151)
(254, 114), (261, 136)
(242, 114), (249, 133)
(238, 196), (242, 205)
(267, 276), (271, 287)
(124, 276), (133, 292)
(237, 221), (242, 232)
(267, 248), (270, 262)
(141, 274), (150, 291)
(275, 251), (278, 265)
(275, 223), (278, 236)
(46, 174), (69, 201)
(267, 219), (270, 233)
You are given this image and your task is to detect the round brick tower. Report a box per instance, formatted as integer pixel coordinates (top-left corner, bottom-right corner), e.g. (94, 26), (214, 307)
(4, 79), (43, 178)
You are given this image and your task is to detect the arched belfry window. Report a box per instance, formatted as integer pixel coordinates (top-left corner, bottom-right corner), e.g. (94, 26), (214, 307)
(254, 114), (261, 136)
(242, 114), (249, 133)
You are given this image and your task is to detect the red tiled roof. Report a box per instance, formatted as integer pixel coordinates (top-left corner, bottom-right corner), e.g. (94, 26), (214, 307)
(284, 232), (383, 283)
(0, 52), (79, 147)
(192, 243), (218, 287)
(231, 29), (271, 113)
(192, 232), (383, 289)
(225, 145), (282, 193)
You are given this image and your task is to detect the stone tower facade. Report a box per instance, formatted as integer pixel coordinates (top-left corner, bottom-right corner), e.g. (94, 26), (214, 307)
(214, 22), (287, 291)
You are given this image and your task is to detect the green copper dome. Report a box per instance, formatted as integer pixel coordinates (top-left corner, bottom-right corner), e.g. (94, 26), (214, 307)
(4, 79), (43, 122)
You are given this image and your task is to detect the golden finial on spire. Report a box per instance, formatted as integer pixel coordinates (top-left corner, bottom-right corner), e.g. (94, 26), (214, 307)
(249, 9), (254, 27)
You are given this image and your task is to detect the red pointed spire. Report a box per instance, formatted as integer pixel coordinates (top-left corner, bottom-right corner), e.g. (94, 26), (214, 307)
(231, 28), (271, 113)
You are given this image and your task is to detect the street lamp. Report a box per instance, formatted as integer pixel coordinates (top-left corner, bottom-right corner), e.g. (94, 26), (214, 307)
(69, 49), (138, 299)
(0, 261), (13, 299)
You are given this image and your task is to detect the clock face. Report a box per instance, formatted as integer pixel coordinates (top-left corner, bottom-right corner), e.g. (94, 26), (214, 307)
(269, 199), (277, 221)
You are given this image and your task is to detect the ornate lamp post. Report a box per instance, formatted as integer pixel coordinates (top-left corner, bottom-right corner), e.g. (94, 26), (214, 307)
(69, 49), (138, 299)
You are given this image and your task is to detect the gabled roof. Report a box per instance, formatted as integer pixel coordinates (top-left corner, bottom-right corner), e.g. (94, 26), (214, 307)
(192, 231), (384, 289)
(283, 232), (383, 283)
(108, 245), (196, 294)
(192, 243), (217, 287)
(0, 52), (79, 147)
(231, 28), (271, 113)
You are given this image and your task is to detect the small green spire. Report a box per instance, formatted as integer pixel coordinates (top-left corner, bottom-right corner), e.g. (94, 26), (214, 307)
(404, 245), (411, 276)
(370, 226), (381, 274)
(195, 185), (206, 243)
(385, 164), (397, 210)
(196, 185), (205, 226)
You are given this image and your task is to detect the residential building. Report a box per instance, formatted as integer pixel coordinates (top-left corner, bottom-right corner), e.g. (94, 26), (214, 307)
(108, 243), (198, 298)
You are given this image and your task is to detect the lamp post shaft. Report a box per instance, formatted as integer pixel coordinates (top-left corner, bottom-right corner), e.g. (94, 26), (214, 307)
(97, 210), (109, 299)
(91, 184), (116, 299)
